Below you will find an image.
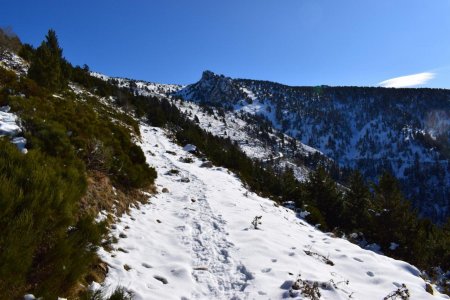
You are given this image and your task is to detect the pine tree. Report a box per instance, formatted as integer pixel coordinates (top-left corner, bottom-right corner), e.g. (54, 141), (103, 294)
(28, 29), (66, 91)
(302, 166), (343, 230)
(370, 172), (417, 255)
(342, 170), (372, 232)
(281, 167), (301, 204)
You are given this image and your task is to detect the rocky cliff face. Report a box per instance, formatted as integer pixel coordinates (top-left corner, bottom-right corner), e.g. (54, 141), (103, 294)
(177, 71), (248, 105)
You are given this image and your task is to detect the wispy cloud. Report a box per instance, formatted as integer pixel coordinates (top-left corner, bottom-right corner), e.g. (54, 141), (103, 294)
(378, 72), (435, 88)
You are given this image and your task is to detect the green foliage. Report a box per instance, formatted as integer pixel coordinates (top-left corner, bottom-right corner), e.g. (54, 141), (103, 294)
(301, 166), (343, 230)
(81, 287), (134, 300)
(28, 29), (68, 91)
(18, 43), (35, 61)
(8, 87), (155, 190)
(342, 171), (372, 231)
(0, 140), (104, 298)
(280, 167), (302, 204)
(108, 287), (134, 300)
(369, 172), (418, 255)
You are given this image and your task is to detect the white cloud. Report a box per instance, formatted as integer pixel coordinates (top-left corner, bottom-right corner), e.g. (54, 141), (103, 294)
(378, 72), (435, 88)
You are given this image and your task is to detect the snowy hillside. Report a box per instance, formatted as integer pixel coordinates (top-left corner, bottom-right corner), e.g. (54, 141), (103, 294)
(172, 99), (321, 181)
(96, 124), (445, 300)
(176, 71), (450, 222)
(90, 72), (182, 98)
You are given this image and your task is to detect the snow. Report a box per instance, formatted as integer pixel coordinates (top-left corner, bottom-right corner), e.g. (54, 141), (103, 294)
(96, 124), (446, 300)
(183, 144), (197, 153)
(0, 106), (27, 153)
(390, 243), (400, 251)
(11, 136), (27, 154)
(0, 106), (21, 135)
(0, 50), (29, 75)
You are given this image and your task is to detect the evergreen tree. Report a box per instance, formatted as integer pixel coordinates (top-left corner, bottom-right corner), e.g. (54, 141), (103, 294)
(370, 172), (417, 256)
(280, 167), (301, 204)
(342, 170), (372, 232)
(28, 29), (67, 91)
(302, 166), (343, 230)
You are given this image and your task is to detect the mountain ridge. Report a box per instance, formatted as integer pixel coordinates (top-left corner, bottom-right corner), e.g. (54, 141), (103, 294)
(173, 70), (450, 222)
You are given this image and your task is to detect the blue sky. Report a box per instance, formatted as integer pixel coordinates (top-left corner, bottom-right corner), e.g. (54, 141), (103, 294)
(2, 1), (450, 87)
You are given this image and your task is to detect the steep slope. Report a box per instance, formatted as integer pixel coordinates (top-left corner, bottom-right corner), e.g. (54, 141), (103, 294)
(177, 71), (450, 222)
(97, 123), (446, 299)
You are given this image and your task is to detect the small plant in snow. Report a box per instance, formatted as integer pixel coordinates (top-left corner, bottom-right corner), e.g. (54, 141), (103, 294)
(251, 216), (262, 229)
(304, 249), (334, 266)
(290, 275), (321, 299)
(383, 284), (410, 300)
(320, 278), (349, 290)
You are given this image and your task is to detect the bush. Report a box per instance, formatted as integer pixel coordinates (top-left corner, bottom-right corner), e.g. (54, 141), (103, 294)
(80, 287), (134, 300)
(0, 140), (104, 298)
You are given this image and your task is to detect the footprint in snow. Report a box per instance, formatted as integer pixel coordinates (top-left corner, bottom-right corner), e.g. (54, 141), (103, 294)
(153, 275), (168, 284)
(261, 268), (271, 273)
(176, 225), (186, 231)
(141, 263), (152, 269)
(353, 257), (364, 262)
(367, 271), (375, 277)
(271, 259), (277, 263)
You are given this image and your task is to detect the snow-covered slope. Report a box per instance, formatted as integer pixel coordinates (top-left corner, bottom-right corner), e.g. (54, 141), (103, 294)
(90, 72), (182, 98)
(173, 99), (320, 181)
(96, 124), (445, 300)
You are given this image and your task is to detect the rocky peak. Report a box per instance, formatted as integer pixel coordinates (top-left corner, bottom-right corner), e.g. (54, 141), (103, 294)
(177, 70), (247, 106)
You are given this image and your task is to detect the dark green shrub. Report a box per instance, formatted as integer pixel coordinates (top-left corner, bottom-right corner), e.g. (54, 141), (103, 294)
(0, 140), (104, 298)
(80, 287), (133, 300)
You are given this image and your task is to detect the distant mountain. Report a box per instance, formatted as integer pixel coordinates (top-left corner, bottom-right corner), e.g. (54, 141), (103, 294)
(176, 71), (450, 222)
